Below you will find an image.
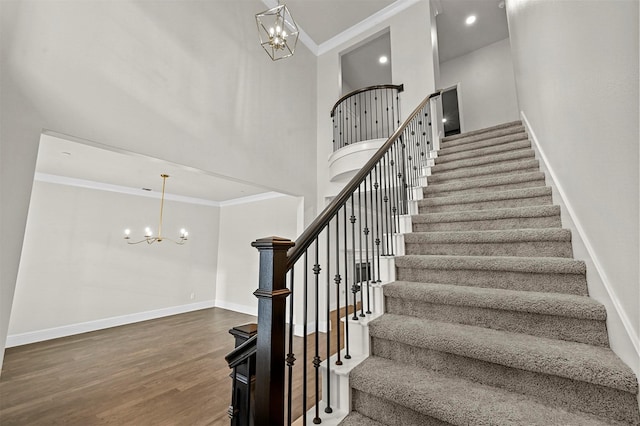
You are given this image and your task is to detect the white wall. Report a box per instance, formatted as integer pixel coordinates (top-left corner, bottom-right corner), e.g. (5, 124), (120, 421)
(216, 195), (302, 316)
(8, 180), (219, 341)
(507, 0), (639, 373)
(0, 0), (317, 368)
(440, 38), (519, 132)
(317, 0), (437, 203)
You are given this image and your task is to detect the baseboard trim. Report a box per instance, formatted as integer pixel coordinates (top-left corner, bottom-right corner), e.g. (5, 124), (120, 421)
(214, 300), (258, 317)
(521, 111), (640, 374)
(5, 300), (216, 348)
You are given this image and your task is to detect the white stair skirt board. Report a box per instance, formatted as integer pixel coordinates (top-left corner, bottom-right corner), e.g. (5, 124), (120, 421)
(377, 255), (396, 283)
(318, 353), (369, 422)
(398, 214), (413, 234)
(393, 233), (405, 256)
(292, 401), (349, 426)
(342, 312), (383, 357)
(411, 187), (424, 201)
(371, 281), (387, 314)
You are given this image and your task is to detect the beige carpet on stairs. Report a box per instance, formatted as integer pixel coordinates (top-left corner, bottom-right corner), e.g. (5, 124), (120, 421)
(339, 121), (640, 426)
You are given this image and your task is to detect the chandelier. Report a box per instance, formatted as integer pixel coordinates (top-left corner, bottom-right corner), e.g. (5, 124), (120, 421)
(255, 2), (299, 61)
(124, 174), (188, 245)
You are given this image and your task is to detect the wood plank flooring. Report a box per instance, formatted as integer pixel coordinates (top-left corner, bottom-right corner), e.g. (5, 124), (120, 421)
(0, 307), (351, 425)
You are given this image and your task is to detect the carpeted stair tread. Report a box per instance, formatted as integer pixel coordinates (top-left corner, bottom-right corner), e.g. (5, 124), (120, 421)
(384, 281), (606, 321)
(418, 186), (552, 208)
(431, 148), (535, 173)
(369, 314), (637, 393)
(427, 158), (540, 183)
(404, 228), (570, 244)
(412, 205), (561, 224)
(442, 120), (522, 140)
(438, 132), (529, 157)
(435, 139), (531, 163)
(423, 171), (545, 197)
(350, 356), (621, 426)
(338, 411), (385, 426)
(442, 121), (524, 144)
(395, 254), (586, 274)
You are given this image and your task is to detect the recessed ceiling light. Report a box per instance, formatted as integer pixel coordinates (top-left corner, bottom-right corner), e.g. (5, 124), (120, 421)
(465, 15), (477, 25)
(442, 118), (447, 123)
(379, 55), (388, 64)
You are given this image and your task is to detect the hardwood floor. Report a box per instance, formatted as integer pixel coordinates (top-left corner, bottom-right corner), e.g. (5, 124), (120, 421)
(0, 306), (350, 425)
(0, 308), (256, 425)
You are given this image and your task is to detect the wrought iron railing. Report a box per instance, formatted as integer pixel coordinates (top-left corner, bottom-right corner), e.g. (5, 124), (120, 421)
(331, 84), (404, 151)
(243, 89), (441, 426)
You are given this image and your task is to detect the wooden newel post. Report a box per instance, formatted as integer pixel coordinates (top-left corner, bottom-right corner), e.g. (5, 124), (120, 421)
(251, 236), (295, 426)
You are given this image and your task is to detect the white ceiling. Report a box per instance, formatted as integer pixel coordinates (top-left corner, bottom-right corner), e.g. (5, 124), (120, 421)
(36, 133), (281, 204)
(435, 0), (509, 63)
(285, 0), (397, 46)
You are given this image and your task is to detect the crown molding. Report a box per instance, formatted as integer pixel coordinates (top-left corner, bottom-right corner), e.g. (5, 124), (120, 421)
(316, 0), (421, 55)
(34, 172), (287, 208)
(261, 0), (420, 57)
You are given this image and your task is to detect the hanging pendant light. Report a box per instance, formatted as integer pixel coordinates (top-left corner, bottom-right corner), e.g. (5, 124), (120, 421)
(124, 174), (188, 245)
(255, 2), (299, 61)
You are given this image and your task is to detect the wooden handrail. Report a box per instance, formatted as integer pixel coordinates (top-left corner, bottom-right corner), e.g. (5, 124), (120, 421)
(330, 84), (404, 117)
(225, 334), (257, 368)
(287, 89), (442, 269)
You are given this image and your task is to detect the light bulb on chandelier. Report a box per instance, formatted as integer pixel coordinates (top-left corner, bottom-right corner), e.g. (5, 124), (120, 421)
(124, 174), (189, 245)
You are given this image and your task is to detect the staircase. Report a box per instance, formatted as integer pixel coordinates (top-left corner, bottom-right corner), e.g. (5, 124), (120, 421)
(339, 121), (640, 425)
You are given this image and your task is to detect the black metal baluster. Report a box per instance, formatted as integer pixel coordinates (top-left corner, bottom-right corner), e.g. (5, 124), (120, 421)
(303, 251), (309, 426)
(401, 136), (409, 215)
(374, 90), (379, 139)
(350, 195), (359, 320)
(334, 213), (343, 366)
(325, 225), (332, 415)
(342, 206), (351, 359)
(287, 269), (295, 426)
(357, 186), (365, 318)
(389, 144), (398, 234)
(313, 240), (321, 424)
(382, 153), (393, 256)
(374, 164), (383, 280)
(363, 176), (371, 315)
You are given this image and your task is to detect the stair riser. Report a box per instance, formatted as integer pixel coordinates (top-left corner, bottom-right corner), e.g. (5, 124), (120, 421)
(442, 127), (525, 149)
(424, 179), (546, 198)
(395, 267), (587, 295)
(438, 135), (529, 158)
(404, 241), (573, 258)
(428, 162), (540, 184)
(436, 140), (531, 164)
(413, 215), (562, 232)
(443, 121), (522, 140)
(371, 338), (639, 424)
(419, 194), (553, 213)
(385, 297), (609, 346)
(432, 149), (535, 173)
(352, 390), (447, 426)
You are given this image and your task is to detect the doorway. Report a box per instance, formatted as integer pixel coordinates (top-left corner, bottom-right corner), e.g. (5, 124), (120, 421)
(441, 86), (461, 137)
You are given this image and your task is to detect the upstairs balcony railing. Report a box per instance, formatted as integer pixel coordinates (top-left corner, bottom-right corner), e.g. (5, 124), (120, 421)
(229, 88), (442, 426)
(331, 84), (404, 151)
